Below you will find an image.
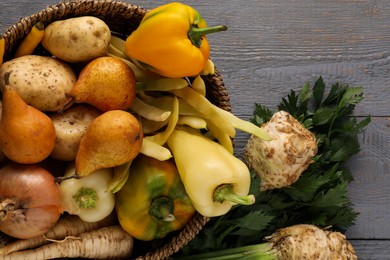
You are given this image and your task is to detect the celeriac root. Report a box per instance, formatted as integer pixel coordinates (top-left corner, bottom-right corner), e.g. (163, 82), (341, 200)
(0, 213), (116, 256)
(267, 224), (357, 260)
(0, 225), (133, 260)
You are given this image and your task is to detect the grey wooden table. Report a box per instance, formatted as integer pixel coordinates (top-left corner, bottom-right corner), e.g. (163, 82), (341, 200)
(1, 0), (389, 259)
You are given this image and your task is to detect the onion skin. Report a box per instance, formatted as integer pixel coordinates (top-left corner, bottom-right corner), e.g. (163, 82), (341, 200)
(0, 164), (63, 239)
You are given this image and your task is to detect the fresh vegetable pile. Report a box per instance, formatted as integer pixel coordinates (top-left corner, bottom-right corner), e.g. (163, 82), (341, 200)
(0, 1), (370, 260)
(179, 77), (370, 259)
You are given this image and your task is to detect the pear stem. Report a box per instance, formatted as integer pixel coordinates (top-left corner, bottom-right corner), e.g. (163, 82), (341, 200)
(59, 97), (75, 114)
(2, 72), (11, 92)
(55, 174), (79, 184)
(4, 72), (10, 85)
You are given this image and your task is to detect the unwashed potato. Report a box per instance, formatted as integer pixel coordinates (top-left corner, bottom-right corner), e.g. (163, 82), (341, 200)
(49, 104), (101, 161)
(0, 55), (76, 112)
(42, 16), (111, 63)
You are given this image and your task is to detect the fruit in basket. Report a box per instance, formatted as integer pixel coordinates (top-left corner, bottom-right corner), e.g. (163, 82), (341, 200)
(75, 110), (143, 177)
(125, 2), (227, 78)
(42, 16), (111, 63)
(244, 110), (318, 191)
(62, 56), (136, 112)
(115, 154), (196, 241)
(0, 73), (56, 164)
(0, 164), (63, 239)
(49, 104), (101, 161)
(0, 55), (76, 111)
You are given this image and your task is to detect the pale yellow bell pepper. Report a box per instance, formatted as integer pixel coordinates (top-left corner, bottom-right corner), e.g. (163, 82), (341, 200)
(167, 126), (255, 217)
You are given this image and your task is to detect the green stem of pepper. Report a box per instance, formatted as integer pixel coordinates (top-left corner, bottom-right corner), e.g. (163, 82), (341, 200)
(189, 25), (227, 48)
(73, 187), (98, 209)
(150, 197), (176, 222)
(214, 184), (255, 205)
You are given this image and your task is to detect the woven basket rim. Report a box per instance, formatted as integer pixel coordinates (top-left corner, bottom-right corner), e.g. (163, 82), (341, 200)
(1, 1), (231, 259)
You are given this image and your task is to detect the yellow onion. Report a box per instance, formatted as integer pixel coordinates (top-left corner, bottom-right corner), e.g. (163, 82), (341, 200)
(0, 164), (63, 239)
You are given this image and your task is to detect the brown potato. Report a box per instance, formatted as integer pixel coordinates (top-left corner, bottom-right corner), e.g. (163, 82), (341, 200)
(0, 55), (76, 112)
(42, 16), (111, 63)
(49, 104), (101, 161)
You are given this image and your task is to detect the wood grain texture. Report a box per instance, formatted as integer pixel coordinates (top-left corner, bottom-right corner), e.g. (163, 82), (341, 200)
(350, 240), (390, 260)
(1, 0), (389, 257)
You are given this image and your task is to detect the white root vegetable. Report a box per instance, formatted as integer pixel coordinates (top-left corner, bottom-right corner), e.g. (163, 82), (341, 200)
(244, 110), (318, 191)
(0, 226), (133, 260)
(267, 224), (357, 260)
(180, 224), (357, 260)
(0, 213), (116, 256)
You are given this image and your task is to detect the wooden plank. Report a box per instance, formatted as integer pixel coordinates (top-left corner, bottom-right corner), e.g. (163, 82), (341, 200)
(1, 0), (389, 257)
(350, 240), (390, 259)
(233, 116), (390, 240)
(346, 117), (390, 239)
(2, 0), (390, 118)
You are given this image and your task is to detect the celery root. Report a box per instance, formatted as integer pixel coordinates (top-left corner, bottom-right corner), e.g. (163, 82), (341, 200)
(0, 213), (116, 256)
(244, 111), (317, 190)
(180, 224), (356, 260)
(268, 224), (357, 260)
(0, 226), (133, 260)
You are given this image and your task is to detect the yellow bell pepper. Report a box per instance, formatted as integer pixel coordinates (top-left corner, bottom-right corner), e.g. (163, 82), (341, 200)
(115, 154), (196, 241)
(167, 126), (255, 217)
(125, 2), (227, 78)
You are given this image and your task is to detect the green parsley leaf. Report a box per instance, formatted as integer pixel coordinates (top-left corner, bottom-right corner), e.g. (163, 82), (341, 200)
(181, 76), (370, 256)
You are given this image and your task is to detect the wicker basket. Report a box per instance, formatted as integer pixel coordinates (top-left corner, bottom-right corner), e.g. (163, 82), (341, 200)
(1, 0), (231, 259)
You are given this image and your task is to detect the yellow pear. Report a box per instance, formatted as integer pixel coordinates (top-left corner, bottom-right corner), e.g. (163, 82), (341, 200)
(0, 74), (56, 164)
(75, 110), (143, 177)
(63, 56), (136, 112)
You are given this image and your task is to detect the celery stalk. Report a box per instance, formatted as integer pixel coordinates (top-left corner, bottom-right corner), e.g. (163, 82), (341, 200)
(176, 244), (277, 260)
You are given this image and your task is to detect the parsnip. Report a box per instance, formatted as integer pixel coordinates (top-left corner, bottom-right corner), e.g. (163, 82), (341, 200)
(0, 214), (116, 256)
(0, 226), (133, 260)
